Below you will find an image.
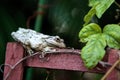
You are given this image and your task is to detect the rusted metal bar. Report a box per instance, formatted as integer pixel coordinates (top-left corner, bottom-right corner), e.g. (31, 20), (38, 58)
(4, 42), (120, 80)
(4, 42), (24, 80)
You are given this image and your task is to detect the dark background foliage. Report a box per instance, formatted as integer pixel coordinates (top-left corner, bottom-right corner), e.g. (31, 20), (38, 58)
(0, 0), (120, 80)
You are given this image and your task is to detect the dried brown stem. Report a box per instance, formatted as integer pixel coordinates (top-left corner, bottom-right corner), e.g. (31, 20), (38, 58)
(26, 11), (44, 28)
(101, 59), (120, 80)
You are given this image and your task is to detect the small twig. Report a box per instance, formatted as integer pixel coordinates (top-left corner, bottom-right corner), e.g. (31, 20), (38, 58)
(101, 59), (120, 80)
(26, 11), (44, 28)
(99, 61), (120, 71)
(45, 49), (80, 55)
(115, 1), (120, 8)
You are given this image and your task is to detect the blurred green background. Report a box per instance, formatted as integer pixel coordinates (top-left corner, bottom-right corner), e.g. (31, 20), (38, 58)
(0, 0), (120, 80)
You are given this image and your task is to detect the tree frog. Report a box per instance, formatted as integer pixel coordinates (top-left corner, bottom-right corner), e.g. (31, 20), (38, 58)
(11, 28), (66, 56)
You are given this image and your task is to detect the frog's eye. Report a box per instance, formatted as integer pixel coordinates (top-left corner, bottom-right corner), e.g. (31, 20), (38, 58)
(54, 36), (62, 43)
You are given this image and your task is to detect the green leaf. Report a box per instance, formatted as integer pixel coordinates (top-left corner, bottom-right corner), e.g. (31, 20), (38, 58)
(103, 34), (120, 49)
(79, 23), (101, 42)
(85, 0), (114, 24)
(89, 0), (100, 7)
(79, 23), (120, 69)
(84, 6), (96, 26)
(103, 24), (120, 49)
(95, 0), (114, 18)
(81, 34), (106, 69)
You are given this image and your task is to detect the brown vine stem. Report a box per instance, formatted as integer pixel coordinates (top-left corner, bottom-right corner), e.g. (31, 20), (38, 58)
(101, 59), (120, 80)
(3, 49), (80, 80)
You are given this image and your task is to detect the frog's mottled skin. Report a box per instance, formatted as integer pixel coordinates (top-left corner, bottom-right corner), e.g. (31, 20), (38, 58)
(11, 28), (66, 55)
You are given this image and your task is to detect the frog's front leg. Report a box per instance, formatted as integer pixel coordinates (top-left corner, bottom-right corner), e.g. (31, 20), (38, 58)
(38, 47), (55, 61)
(38, 51), (50, 61)
(39, 51), (46, 58)
(23, 45), (34, 55)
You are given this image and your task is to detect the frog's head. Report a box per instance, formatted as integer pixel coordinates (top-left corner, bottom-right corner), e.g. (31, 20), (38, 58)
(45, 36), (66, 48)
